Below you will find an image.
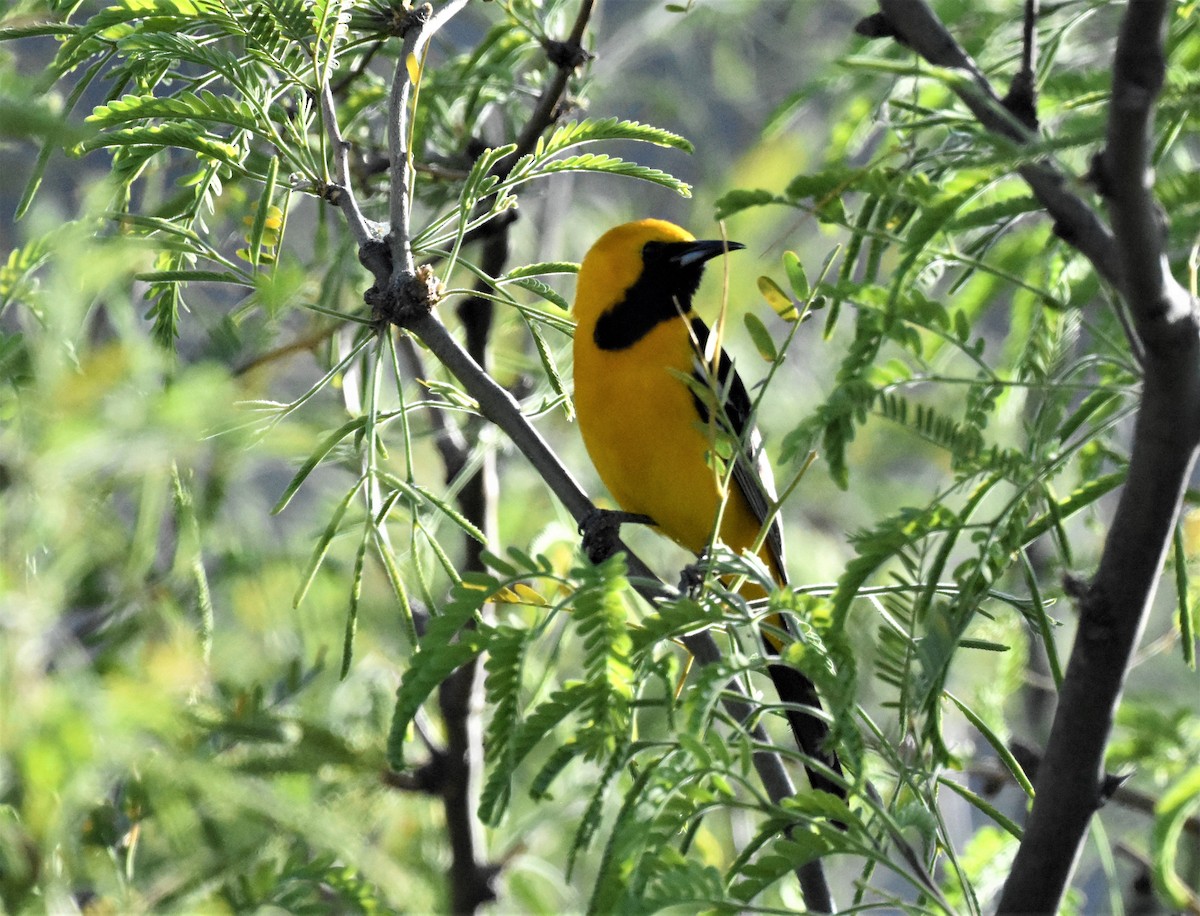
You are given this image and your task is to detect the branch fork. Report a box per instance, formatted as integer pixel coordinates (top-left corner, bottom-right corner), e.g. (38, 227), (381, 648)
(369, 262), (445, 331)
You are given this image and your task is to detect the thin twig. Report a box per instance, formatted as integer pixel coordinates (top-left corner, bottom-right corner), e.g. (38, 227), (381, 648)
(388, 0), (471, 278)
(330, 39), (384, 98)
(319, 73), (377, 247)
(1115, 844), (1200, 915)
(234, 326), (338, 376)
(1020, 0), (1037, 78)
(493, 0), (596, 179)
(1000, 0), (1039, 130)
(970, 747), (1200, 839)
(874, 0), (1121, 287)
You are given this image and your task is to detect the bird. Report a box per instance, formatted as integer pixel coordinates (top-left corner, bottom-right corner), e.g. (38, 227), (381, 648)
(571, 218), (843, 799)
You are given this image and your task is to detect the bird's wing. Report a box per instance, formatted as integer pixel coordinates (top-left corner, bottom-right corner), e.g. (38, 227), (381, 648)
(690, 320), (845, 801)
(688, 316), (786, 580)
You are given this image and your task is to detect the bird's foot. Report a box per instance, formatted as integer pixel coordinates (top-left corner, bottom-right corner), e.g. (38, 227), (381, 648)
(678, 549), (715, 598)
(578, 508), (656, 564)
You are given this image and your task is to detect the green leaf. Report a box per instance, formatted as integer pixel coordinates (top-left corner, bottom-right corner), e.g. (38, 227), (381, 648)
(946, 691), (1034, 797)
(756, 275), (799, 322)
(528, 319), (572, 418)
(1173, 525), (1195, 669)
(293, 477), (365, 608)
(386, 582), (493, 769)
(502, 261), (579, 280)
(1151, 766), (1200, 910)
(382, 476), (488, 545)
(135, 269), (249, 285)
(529, 740), (578, 801)
(713, 188), (785, 220)
(743, 312), (777, 362)
(537, 117), (693, 156)
(340, 523), (370, 678)
(75, 124), (246, 172)
(573, 555), (635, 752)
(782, 250), (809, 301)
(1022, 472), (1126, 545)
(1057, 390), (1122, 444)
(785, 166), (852, 222)
(938, 777), (1023, 839)
(478, 625), (528, 823)
(86, 90), (263, 133)
(480, 684), (586, 825)
(245, 154), (281, 268)
(509, 276), (569, 311)
(273, 418), (367, 514)
(527, 153), (692, 197)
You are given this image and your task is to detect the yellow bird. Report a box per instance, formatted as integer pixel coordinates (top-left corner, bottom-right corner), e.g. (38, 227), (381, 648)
(572, 218), (843, 797)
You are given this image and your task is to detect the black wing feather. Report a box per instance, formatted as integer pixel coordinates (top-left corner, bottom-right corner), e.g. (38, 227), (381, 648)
(687, 316), (786, 581)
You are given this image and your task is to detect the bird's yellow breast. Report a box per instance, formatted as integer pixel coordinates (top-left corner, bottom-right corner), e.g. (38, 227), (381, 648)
(573, 314), (766, 561)
(575, 316), (707, 553)
(571, 218), (772, 573)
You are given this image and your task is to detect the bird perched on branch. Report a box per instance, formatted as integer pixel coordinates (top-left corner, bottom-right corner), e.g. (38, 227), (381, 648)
(571, 218), (843, 798)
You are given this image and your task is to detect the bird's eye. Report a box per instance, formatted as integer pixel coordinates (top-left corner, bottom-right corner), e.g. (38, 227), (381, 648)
(641, 241), (664, 262)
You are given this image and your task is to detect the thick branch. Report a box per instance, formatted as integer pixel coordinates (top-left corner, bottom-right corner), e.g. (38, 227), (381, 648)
(998, 2), (1200, 910)
(866, 1), (1200, 911)
(1099, 0), (1195, 346)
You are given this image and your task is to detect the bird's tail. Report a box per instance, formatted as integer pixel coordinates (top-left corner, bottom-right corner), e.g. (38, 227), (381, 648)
(764, 654), (845, 799)
(760, 611), (846, 800)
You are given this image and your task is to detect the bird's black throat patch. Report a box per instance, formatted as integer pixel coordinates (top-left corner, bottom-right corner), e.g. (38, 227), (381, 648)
(592, 241), (709, 351)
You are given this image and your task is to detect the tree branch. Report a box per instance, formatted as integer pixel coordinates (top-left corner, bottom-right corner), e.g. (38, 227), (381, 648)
(319, 74), (378, 249)
(998, 2), (1200, 910)
(1099, 0), (1193, 343)
(388, 0), (471, 278)
(999, 0), (1038, 131)
(860, 0), (1200, 911)
(334, 1), (836, 906)
(872, 0), (1122, 287)
(492, 0), (595, 179)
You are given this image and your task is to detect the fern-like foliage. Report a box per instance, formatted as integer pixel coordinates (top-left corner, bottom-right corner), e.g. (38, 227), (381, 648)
(712, 6), (1181, 903)
(501, 118), (695, 198)
(571, 554), (637, 755)
(386, 574), (494, 770)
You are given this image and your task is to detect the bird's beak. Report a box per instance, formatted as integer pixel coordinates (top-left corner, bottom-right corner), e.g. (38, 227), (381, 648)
(670, 239), (745, 268)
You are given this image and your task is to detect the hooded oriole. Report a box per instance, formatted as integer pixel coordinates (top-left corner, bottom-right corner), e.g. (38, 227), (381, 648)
(572, 219), (843, 797)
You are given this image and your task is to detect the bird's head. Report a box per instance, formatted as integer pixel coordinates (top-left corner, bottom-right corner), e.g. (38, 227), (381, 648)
(573, 219), (744, 350)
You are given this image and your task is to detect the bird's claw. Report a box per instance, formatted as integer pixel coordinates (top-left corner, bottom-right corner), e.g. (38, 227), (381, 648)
(678, 550), (714, 597)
